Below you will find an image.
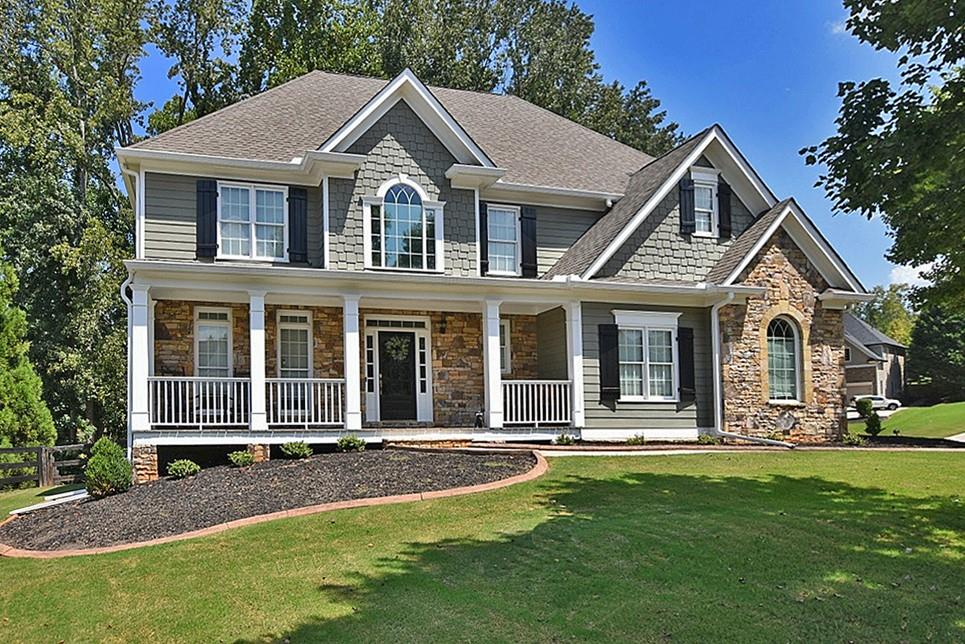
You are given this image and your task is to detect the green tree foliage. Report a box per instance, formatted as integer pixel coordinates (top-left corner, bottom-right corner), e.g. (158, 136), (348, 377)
(0, 262), (55, 447)
(0, 0), (144, 442)
(853, 283), (917, 346)
(802, 0), (965, 312)
(148, 0), (245, 134)
(907, 305), (965, 402)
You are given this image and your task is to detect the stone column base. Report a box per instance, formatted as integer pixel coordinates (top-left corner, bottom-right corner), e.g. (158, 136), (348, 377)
(248, 444), (270, 463)
(132, 445), (158, 484)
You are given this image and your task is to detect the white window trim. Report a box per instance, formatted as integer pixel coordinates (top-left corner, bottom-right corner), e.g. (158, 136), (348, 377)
(844, 346), (852, 362)
(500, 318), (511, 374)
(276, 310), (313, 378)
(362, 175), (445, 273)
(486, 204), (522, 277)
(194, 307), (233, 377)
(612, 310), (681, 403)
(216, 180), (289, 262)
(766, 316), (803, 404)
(690, 167), (719, 238)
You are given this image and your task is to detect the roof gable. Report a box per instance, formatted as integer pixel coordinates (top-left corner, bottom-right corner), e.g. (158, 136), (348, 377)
(844, 312), (906, 349)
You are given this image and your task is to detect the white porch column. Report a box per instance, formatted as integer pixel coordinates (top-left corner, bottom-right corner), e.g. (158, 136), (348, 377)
(343, 294), (363, 431)
(483, 299), (503, 429)
(249, 291), (268, 431)
(130, 284), (151, 432)
(566, 301), (586, 428)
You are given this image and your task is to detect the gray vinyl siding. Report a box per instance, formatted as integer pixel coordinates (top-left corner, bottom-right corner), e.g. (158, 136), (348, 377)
(143, 172), (324, 266)
(144, 172), (197, 260)
(535, 207), (600, 275)
(582, 302), (713, 429)
(536, 307), (567, 379)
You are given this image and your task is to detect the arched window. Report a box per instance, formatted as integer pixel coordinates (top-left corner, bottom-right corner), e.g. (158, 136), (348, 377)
(767, 317), (800, 401)
(366, 179), (441, 271)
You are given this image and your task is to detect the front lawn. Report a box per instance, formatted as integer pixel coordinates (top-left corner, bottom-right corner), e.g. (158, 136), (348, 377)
(0, 452), (962, 642)
(849, 401), (965, 439)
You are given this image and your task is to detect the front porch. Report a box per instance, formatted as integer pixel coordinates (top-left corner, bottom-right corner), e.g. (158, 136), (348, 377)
(128, 286), (586, 445)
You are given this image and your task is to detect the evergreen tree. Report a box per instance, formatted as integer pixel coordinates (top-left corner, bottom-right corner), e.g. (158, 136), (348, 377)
(0, 261), (55, 447)
(907, 305), (965, 402)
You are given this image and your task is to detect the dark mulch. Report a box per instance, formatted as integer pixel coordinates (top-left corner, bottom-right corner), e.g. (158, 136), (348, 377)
(0, 449), (535, 551)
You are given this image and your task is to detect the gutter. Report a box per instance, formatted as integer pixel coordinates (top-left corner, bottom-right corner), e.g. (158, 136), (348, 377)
(710, 291), (795, 449)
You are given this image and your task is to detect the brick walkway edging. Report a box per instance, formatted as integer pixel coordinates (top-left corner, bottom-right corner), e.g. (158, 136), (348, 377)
(0, 450), (548, 560)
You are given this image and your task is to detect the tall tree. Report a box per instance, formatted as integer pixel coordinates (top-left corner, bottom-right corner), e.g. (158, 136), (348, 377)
(0, 0), (144, 442)
(907, 304), (965, 402)
(802, 0), (965, 312)
(853, 283), (917, 346)
(147, 0), (245, 134)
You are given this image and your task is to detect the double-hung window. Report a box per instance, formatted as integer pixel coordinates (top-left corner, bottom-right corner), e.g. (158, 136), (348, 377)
(365, 180), (444, 271)
(218, 182), (288, 261)
(195, 309), (232, 377)
(278, 312), (312, 379)
(487, 205), (520, 275)
(691, 168), (718, 236)
(613, 311), (680, 401)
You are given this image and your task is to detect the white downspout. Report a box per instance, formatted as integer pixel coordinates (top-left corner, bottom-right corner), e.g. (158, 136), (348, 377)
(711, 291), (794, 449)
(119, 274), (134, 460)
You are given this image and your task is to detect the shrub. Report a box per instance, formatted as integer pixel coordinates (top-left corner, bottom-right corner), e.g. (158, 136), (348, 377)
(855, 398), (874, 419)
(697, 434), (722, 445)
(865, 411), (883, 436)
(228, 450), (254, 467)
(842, 432), (866, 446)
(336, 435), (366, 452)
(84, 437), (132, 498)
(553, 434), (576, 446)
(625, 434), (646, 446)
(280, 441), (313, 459)
(167, 459), (201, 479)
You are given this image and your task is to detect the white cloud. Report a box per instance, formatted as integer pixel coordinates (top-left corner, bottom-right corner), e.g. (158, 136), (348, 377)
(889, 263), (933, 287)
(829, 19), (848, 35)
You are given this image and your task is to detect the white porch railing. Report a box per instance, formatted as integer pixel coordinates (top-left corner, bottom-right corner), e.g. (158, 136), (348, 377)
(503, 380), (572, 426)
(148, 377), (251, 427)
(266, 378), (345, 427)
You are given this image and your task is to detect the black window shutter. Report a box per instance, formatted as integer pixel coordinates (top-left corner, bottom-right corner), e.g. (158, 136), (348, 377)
(196, 179), (218, 258)
(679, 177), (695, 235)
(678, 327), (696, 401)
(718, 179), (732, 239)
(288, 186), (308, 263)
(479, 201), (489, 275)
(520, 205), (538, 278)
(598, 323), (621, 401)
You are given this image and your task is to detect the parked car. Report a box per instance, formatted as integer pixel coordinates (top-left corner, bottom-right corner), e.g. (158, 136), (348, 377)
(852, 395), (902, 411)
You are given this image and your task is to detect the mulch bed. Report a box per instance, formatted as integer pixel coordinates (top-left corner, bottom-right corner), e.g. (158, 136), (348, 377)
(0, 449), (535, 551)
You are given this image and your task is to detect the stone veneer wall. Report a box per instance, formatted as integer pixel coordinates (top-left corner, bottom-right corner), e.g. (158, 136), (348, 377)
(154, 300), (250, 376)
(718, 229), (845, 442)
(264, 305), (343, 378)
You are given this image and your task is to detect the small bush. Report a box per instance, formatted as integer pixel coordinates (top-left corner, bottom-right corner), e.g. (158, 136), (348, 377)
(167, 459), (200, 479)
(626, 434), (646, 446)
(842, 432), (866, 446)
(553, 434), (576, 446)
(697, 434), (722, 445)
(280, 441), (313, 459)
(336, 435), (366, 452)
(228, 450), (254, 467)
(85, 437), (132, 498)
(855, 398), (874, 419)
(865, 411), (883, 436)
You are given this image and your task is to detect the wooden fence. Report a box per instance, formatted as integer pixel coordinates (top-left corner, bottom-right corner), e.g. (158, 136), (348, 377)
(0, 444), (87, 488)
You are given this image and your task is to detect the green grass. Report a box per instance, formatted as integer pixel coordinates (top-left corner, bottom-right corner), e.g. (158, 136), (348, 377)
(0, 453), (963, 642)
(0, 484), (82, 517)
(849, 401), (965, 439)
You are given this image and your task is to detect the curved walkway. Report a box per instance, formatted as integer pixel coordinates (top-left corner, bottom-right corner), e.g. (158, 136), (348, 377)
(0, 451), (548, 560)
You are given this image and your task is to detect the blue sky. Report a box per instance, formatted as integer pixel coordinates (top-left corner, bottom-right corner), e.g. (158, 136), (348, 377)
(134, 0), (909, 288)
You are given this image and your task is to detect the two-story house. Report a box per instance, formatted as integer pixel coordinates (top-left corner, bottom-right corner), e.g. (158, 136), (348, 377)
(117, 69), (868, 481)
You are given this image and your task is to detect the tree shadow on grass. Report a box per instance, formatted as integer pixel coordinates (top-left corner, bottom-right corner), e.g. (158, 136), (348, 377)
(238, 471), (965, 642)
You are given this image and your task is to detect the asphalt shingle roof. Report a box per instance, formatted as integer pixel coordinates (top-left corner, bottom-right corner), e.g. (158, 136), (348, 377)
(704, 198), (792, 284)
(844, 312), (906, 349)
(129, 71), (653, 195)
(542, 128), (712, 279)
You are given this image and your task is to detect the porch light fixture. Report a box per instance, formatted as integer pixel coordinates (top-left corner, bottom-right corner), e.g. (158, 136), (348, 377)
(439, 315), (448, 335)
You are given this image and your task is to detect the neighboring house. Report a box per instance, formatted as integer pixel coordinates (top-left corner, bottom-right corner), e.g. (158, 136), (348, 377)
(117, 69), (868, 482)
(843, 313), (906, 400)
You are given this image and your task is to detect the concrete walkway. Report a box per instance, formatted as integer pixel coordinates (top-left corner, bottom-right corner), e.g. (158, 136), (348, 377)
(947, 432), (965, 443)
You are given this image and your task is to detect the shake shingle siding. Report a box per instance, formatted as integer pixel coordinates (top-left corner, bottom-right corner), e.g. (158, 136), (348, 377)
(581, 303), (713, 429)
(328, 101), (477, 275)
(596, 188), (754, 282)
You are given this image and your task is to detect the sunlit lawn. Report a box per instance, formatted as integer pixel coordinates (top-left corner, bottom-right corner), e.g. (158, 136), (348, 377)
(849, 401), (965, 439)
(0, 452), (962, 642)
